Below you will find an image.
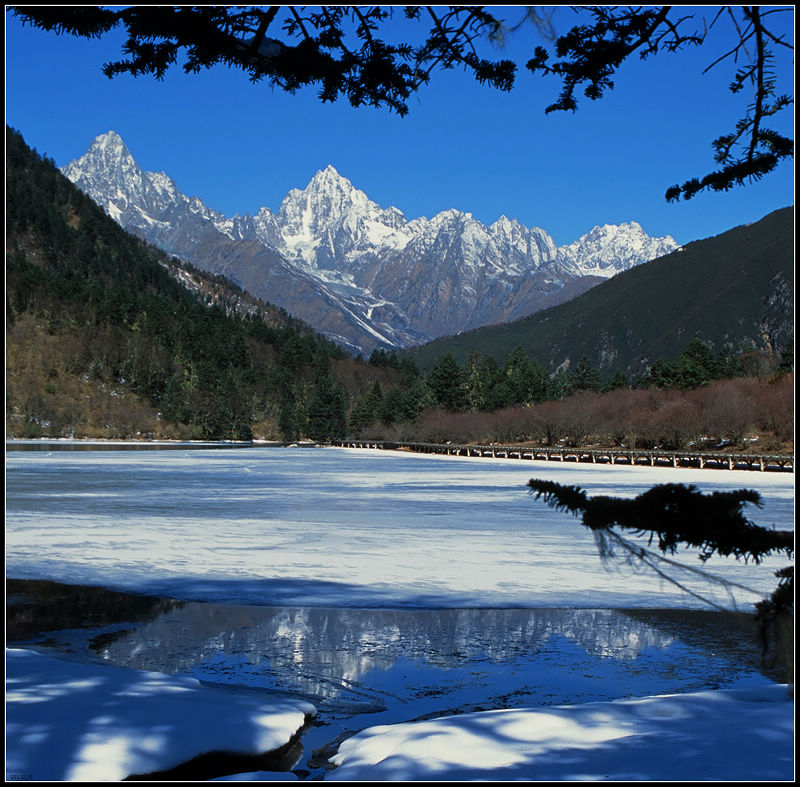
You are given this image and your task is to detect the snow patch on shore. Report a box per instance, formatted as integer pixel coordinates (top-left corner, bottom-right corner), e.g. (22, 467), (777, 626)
(5, 648), (314, 781)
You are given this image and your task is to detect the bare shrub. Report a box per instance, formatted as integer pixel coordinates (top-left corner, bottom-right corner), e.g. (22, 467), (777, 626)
(595, 388), (641, 446)
(615, 390), (662, 448)
(342, 372), (795, 456)
(407, 409), (468, 443)
(486, 406), (529, 443)
(738, 349), (778, 380)
(528, 400), (566, 446)
(561, 391), (603, 446)
(651, 390), (703, 449)
(702, 378), (760, 448)
(755, 373), (794, 443)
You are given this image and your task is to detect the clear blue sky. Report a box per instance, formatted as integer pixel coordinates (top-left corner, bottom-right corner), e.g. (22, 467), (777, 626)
(5, 6), (795, 246)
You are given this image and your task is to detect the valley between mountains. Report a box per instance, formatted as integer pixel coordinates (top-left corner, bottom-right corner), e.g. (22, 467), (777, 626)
(63, 131), (679, 356)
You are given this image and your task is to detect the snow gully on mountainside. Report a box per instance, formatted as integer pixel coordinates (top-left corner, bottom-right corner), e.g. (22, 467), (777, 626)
(62, 131), (680, 355)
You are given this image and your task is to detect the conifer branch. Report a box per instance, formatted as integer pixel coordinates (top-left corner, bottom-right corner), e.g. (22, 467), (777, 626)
(529, 478), (794, 613)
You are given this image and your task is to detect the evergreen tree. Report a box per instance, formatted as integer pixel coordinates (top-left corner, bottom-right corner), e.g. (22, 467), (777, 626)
(648, 358), (681, 389)
(306, 370), (346, 441)
(776, 337), (794, 374)
(400, 377), (433, 421)
(378, 378), (431, 425)
(158, 376), (189, 424)
(378, 385), (405, 425)
(278, 331), (314, 375)
(397, 354), (420, 379)
(672, 356), (706, 390)
(547, 368), (573, 400)
(368, 348), (390, 367)
(504, 346), (548, 405)
(349, 381), (382, 433)
(569, 355), (602, 393)
(465, 352), (502, 411)
(279, 394), (302, 441)
(714, 345), (742, 379)
(675, 338), (718, 387)
(604, 369), (629, 392)
(648, 339), (727, 391)
(427, 352), (467, 411)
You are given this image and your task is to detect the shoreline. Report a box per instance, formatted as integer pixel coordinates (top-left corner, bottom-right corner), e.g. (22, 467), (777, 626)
(8, 575), (769, 619)
(4, 437), (323, 451)
(7, 580), (790, 780)
(6, 436), (794, 472)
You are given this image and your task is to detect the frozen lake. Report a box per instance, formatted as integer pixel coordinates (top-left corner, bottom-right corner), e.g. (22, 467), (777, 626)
(6, 443), (794, 778)
(5, 443), (794, 610)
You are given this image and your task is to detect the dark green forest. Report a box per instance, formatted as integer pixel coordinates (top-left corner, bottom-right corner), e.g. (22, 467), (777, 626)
(5, 127), (794, 449)
(6, 126), (377, 440)
(408, 206), (794, 380)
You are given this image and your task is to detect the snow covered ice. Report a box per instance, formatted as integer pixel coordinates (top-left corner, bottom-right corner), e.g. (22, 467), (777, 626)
(5, 444), (795, 780)
(327, 682), (794, 781)
(5, 445), (792, 609)
(5, 648), (313, 781)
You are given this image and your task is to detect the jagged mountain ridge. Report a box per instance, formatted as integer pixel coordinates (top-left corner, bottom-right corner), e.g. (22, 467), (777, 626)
(407, 206), (794, 378)
(62, 131), (679, 355)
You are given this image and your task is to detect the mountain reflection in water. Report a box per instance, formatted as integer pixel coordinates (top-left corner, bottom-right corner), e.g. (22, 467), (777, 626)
(84, 603), (767, 715)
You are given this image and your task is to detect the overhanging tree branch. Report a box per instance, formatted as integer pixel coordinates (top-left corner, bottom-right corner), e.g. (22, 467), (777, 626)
(11, 5), (793, 200)
(523, 5), (793, 202)
(596, 528), (762, 612)
(528, 478), (794, 615)
(11, 5), (516, 117)
(666, 6), (793, 200)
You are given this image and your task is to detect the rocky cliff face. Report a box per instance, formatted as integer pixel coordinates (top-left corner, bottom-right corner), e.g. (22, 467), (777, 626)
(62, 131), (680, 355)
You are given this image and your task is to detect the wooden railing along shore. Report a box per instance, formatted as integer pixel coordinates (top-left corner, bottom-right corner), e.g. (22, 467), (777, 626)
(332, 440), (794, 472)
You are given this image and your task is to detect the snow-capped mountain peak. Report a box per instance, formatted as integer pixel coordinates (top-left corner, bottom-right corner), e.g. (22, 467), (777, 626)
(276, 165), (414, 268)
(61, 131), (680, 355)
(558, 221), (678, 277)
(62, 131), (141, 197)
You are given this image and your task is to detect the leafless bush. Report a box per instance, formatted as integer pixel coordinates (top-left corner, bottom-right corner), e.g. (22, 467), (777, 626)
(560, 391), (603, 446)
(650, 390), (704, 449)
(527, 400), (566, 446)
(702, 378), (760, 448)
(755, 373), (794, 443)
(738, 350), (777, 380)
(486, 406), (530, 443)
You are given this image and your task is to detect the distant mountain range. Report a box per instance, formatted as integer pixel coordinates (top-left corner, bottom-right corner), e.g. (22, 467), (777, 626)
(408, 206), (794, 378)
(62, 131), (679, 356)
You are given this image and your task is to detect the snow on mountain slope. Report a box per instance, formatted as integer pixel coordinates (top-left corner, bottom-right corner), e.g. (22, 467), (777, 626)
(558, 221), (679, 277)
(62, 132), (680, 355)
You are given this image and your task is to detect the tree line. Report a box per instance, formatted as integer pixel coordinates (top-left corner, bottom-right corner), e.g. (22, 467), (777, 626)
(344, 336), (793, 445)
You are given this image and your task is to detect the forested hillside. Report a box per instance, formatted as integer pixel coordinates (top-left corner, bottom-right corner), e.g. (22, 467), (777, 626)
(5, 126), (405, 440)
(6, 127), (793, 452)
(408, 207), (794, 378)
